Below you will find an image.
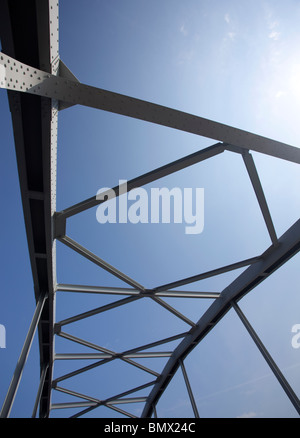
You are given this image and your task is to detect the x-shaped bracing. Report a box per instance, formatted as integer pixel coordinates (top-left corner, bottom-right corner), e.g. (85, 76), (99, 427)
(1, 48), (300, 418)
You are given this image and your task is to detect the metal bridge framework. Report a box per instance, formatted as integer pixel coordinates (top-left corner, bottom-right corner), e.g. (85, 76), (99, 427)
(0, 0), (299, 418)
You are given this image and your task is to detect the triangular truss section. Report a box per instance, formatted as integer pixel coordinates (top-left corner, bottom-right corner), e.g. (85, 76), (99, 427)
(0, 0), (299, 419)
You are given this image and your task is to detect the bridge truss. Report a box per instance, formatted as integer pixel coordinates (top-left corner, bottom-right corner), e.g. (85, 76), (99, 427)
(0, 0), (299, 418)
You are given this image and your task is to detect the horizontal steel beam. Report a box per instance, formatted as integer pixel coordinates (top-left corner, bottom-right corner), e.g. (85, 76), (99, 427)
(51, 401), (96, 410)
(55, 380), (156, 418)
(53, 331), (161, 383)
(56, 283), (220, 299)
(55, 352), (172, 360)
(1, 52), (300, 165)
(56, 330), (187, 360)
(106, 397), (147, 405)
(156, 290), (220, 299)
(56, 284), (141, 295)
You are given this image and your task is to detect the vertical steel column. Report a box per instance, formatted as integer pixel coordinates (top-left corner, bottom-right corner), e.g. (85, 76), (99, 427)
(242, 151), (278, 245)
(180, 360), (200, 418)
(232, 301), (300, 415)
(0, 293), (48, 418)
(32, 364), (49, 418)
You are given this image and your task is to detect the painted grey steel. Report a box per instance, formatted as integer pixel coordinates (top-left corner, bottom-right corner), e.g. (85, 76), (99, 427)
(1, 52), (300, 165)
(57, 283), (220, 299)
(57, 283), (143, 296)
(54, 386), (102, 404)
(32, 364), (49, 418)
(107, 398), (148, 405)
(232, 301), (300, 415)
(54, 381), (157, 419)
(0, 293), (47, 418)
(52, 401), (97, 410)
(0, 0), (299, 419)
(153, 290), (220, 299)
(151, 296), (196, 327)
(0, 0), (58, 418)
(180, 360), (200, 418)
(51, 330), (187, 387)
(52, 397), (147, 410)
(58, 235), (145, 291)
(241, 151), (278, 244)
(56, 296), (141, 328)
(103, 405), (137, 419)
(55, 142), (225, 222)
(121, 333), (188, 354)
(223, 145), (278, 244)
(153, 256), (261, 292)
(53, 330), (161, 382)
(54, 352), (173, 360)
(56, 289), (195, 329)
(142, 219), (300, 417)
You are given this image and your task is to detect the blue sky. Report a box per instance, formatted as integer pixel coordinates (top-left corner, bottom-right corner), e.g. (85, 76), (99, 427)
(1, 0), (300, 418)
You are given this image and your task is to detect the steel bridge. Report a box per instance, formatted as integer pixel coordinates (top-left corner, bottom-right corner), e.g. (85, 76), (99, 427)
(0, 0), (299, 418)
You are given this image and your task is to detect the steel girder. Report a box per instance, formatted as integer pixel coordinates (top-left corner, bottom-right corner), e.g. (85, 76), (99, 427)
(142, 219), (300, 417)
(0, 0), (58, 417)
(0, 0), (299, 419)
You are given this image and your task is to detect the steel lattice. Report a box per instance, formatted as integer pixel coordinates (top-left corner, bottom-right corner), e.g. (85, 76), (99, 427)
(0, 0), (299, 419)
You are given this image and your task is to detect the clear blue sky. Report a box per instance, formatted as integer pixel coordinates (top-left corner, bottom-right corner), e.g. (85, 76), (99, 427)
(0, 0), (300, 418)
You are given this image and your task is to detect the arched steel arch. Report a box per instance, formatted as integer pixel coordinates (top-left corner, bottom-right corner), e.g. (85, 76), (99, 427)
(0, 0), (299, 419)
